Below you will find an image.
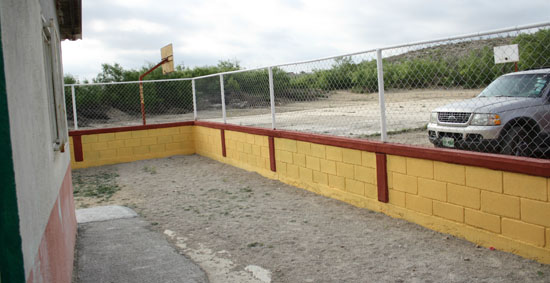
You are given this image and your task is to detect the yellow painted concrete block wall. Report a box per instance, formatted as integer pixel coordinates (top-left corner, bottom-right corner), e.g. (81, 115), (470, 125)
(70, 126), (195, 169)
(273, 138), (378, 208)
(223, 130), (272, 176)
(213, 136), (550, 263)
(385, 155), (550, 263)
(193, 126), (224, 162)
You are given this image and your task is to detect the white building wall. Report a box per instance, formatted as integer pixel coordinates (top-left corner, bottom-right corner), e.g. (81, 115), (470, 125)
(0, 0), (71, 277)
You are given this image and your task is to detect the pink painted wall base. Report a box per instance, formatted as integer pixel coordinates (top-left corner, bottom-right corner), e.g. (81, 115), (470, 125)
(27, 166), (77, 283)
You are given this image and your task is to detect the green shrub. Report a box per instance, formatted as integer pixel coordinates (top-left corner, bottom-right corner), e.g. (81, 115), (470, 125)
(514, 29), (550, 70)
(351, 60), (378, 93)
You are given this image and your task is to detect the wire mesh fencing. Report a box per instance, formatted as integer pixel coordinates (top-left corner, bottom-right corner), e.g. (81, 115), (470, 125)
(194, 75), (222, 121)
(66, 79), (194, 129)
(273, 52), (381, 139)
(66, 22), (550, 158)
(382, 26), (550, 152)
(222, 69), (273, 128)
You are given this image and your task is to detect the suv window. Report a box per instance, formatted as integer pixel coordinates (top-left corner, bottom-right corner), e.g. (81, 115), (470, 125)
(478, 74), (549, 98)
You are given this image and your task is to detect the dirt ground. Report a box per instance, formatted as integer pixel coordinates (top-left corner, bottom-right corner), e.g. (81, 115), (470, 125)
(70, 88), (479, 147)
(73, 155), (550, 283)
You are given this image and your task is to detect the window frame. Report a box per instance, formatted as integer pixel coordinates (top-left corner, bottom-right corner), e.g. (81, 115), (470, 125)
(41, 17), (68, 152)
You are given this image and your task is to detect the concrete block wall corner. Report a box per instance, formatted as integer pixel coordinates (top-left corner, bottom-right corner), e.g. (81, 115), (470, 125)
(69, 121), (550, 264)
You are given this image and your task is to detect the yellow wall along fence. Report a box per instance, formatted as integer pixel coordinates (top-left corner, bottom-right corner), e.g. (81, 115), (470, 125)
(69, 123), (550, 264)
(70, 125), (194, 169)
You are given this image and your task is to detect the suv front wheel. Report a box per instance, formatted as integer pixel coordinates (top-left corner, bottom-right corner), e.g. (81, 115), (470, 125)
(500, 126), (531, 156)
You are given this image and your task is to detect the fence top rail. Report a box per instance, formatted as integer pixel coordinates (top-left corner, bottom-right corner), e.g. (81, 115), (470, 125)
(65, 76), (193, 87)
(272, 21), (550, 67)
(193, 66), (269, 80)
(376, 21), (550, 52)
(65, 21), (550, 87)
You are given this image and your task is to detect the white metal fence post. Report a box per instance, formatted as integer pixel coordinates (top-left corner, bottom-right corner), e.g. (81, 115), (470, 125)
(71, 85), (78, 130)
(376, 49), (388, 142)
(192, 79), (197, 120)
(268, 67), (276, 130)
(219, 74), (226, 124)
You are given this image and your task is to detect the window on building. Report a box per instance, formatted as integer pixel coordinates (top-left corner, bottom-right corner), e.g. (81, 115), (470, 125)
(42, 17), (68, 152)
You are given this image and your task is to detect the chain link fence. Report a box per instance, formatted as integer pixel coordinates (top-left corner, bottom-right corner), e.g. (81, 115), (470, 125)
(194, 75), (221, 121)
(65, 79), (194, 128)
(382, 27), (550, 151)
(223, 69), (272, 127)
(272, 52), (382, 137)
(66, 22), (550, 158)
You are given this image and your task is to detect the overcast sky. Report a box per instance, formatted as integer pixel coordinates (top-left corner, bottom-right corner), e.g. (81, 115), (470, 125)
(61, 0), (550, 80)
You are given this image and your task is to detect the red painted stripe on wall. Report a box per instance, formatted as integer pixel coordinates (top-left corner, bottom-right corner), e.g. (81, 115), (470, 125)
(376, 153), (389, 203)
(194, 121), (550, 177)
(221, 129), (227, 157)
(269, 136), (276, 172)
(72, 135), (83, 162)
(70, 121), (550, 177)
(195, 121), (273, 137)
(69, 121), (194, 136)
(27, 166), (76, 283)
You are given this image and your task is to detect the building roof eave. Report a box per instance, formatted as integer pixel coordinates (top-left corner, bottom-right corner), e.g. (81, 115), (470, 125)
(58, 0), (82, 40)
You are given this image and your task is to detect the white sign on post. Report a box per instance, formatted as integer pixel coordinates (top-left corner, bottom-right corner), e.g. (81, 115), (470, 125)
(494, 44), (519, 64)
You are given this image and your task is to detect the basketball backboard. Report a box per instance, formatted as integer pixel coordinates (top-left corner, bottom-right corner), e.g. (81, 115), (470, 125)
(161, 43), (174, 74)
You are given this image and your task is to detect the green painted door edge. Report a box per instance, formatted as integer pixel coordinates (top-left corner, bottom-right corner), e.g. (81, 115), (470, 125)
(0, 16), (26, 283)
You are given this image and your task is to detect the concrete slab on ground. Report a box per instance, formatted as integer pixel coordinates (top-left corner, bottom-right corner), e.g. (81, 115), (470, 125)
(76, 205), (137, 223)
(74, 206), (208, 283)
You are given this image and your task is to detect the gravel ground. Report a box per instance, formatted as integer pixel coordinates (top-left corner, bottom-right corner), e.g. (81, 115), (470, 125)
(73, 155), (550, 283)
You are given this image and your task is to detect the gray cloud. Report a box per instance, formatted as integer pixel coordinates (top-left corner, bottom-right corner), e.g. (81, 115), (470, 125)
(62, 0), (550, 80)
